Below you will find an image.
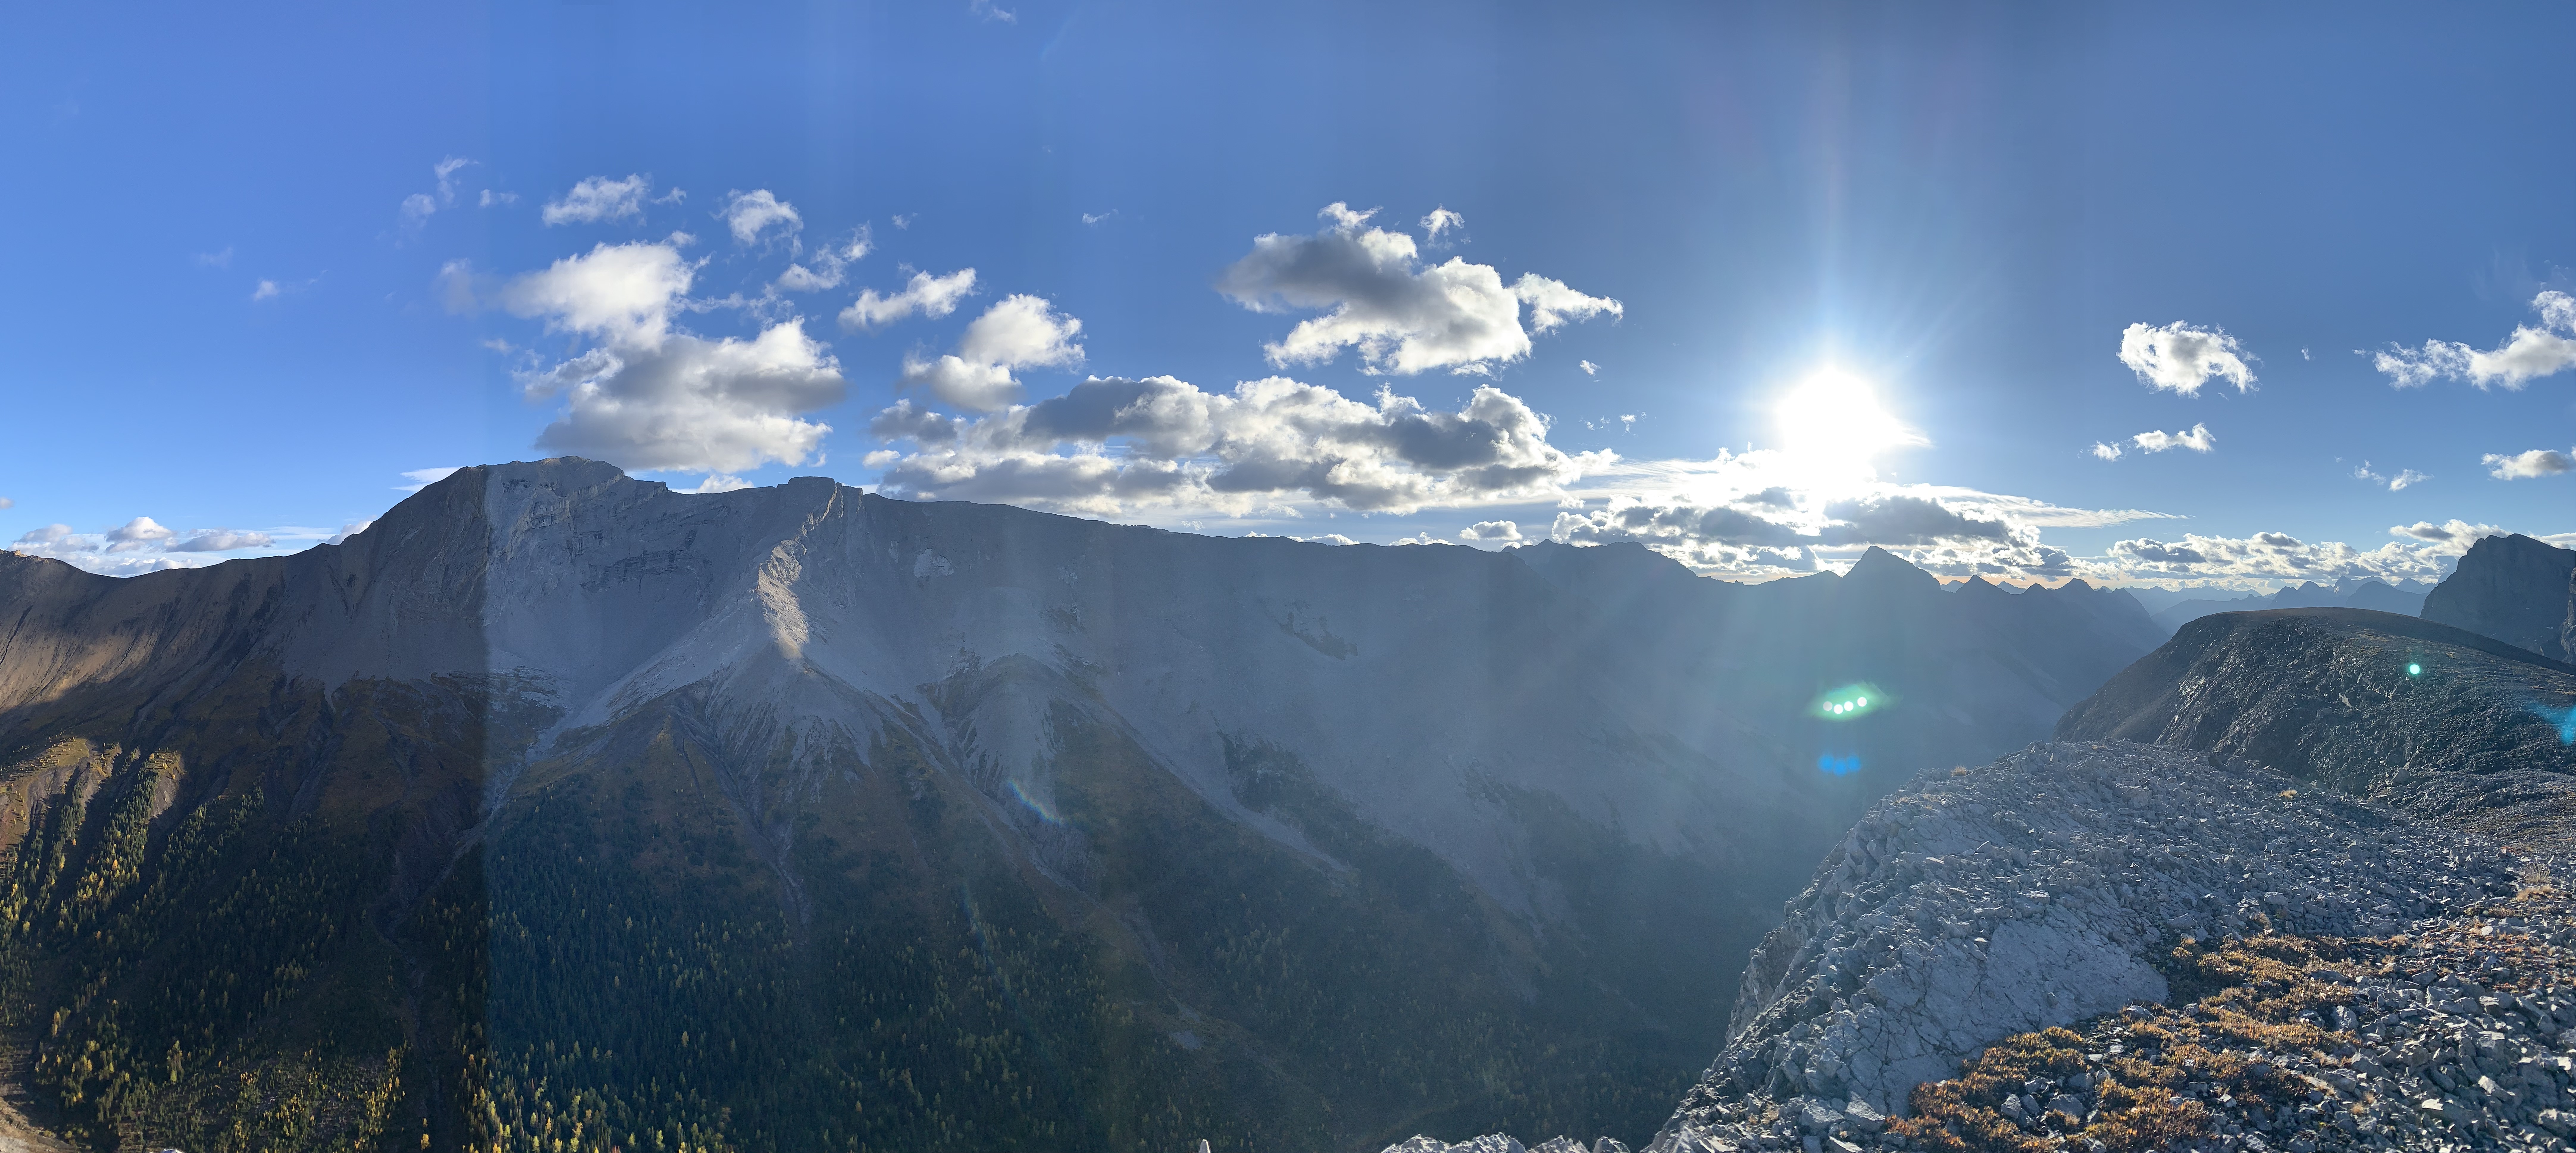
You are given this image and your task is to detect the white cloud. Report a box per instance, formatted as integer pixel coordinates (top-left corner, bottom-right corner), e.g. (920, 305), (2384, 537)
(1216, 202), (1621, 375)
(839, 267), (977, 329)
(399, 193), (436, 230)
(2375, 292), (2576, 389)
(543, 174), (653, 226)
(480, 189), (519, 208)
(2391, 519), (2507, 547)
(2131, 423), (2215, 453)
(1420, 206), (1464, 243)
(896, 294), (1081, 411)
(434, 156), (474, 204)
(2117, 321), (2256, 394)
(325, 521), (373, 545)
(1081, 211), (1117, 227)
(10, 518), (289, 576)
(2352, 461), (2428, 491)
(1579, 360), (1597, 376)
(721, 189), (802, 247)
(501, 241), (696, 346)
(776, 228), (873, 292)
(195, 247), (232, 268)
(397, 466), (463, 493)
(969, 0), (1016, 21)
(500, 241), (847, 473)
(167, 529), (277, 553)
(687, 474), (753, 494)
(867, 376), (1602, 516)
(103, 517), (175, 550)
(2484, 448), (2576, 480)
(1459, 519), (1520, 541)
(251, 279), (281, 301)
(2090, 441), (2124, 461)
(890, 214), (913, 229)
(0, 496), (11, 509)
(2104, 528), (2477, 586)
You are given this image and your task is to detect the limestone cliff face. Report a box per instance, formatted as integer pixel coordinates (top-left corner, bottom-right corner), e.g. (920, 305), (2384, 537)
(2422, 533), (2576, 662)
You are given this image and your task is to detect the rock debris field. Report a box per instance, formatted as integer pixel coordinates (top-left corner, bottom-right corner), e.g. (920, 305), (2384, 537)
(1388, 740), (2576, 1153)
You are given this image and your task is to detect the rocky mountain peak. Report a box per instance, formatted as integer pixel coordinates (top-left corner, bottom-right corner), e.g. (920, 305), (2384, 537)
(2422, 533), (2576, 661)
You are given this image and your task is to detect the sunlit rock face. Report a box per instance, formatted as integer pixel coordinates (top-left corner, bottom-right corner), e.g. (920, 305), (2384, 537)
(0, 458), (2167, 1151)
(2422, 533), (2576, 662)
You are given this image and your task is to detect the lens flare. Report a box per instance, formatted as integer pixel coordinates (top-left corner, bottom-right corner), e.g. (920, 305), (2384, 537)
(1813, 683), (1888, 722)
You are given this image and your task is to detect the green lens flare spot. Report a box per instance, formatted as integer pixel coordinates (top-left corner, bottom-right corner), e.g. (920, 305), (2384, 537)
(1814, 683), (1888, 721)
(2408, 663), (2422, 676)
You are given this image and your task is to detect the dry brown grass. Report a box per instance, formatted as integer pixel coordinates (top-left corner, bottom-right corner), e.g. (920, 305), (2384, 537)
(1889, 934), (2387, 1153)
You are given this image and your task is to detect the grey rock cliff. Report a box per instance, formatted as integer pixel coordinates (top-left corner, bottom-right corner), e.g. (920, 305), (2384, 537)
(2423, 534), (2576, 661)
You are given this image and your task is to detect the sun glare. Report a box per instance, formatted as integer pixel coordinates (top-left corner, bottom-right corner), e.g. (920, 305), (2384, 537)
(1774, 368), (1924, 481)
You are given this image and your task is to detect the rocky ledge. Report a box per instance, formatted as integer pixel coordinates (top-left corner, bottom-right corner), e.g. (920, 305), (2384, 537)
(1379, 741), (2530, 1153)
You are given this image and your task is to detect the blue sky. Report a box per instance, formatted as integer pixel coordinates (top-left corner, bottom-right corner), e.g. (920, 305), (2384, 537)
(5, 1), (2573, 587)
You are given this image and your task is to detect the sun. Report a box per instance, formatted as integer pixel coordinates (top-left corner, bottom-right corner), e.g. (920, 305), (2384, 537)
(1773, 367), (1924, 481)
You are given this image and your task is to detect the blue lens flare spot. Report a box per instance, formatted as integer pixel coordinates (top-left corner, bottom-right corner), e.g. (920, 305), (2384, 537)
(2408, 663), (2422, 676)
(1818, 754), (1862, 776)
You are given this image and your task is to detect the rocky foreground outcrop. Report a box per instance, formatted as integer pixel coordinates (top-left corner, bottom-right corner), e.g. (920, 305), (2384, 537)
(1382, 740), (2528, 1153)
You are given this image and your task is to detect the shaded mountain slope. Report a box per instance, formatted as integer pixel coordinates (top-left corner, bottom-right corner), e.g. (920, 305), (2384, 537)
(2054, 607), (2576, 853)
(0, 459), (2167, 1153)
(2421, 533), (2576, 662)
(1513, 542), (2166, 795)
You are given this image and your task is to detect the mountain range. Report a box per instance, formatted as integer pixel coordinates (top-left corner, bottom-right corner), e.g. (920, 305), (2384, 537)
(0, 458), (2170, 1153)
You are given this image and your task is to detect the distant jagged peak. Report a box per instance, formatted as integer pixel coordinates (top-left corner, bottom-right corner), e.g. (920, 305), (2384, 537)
(1838, 546), (1938, 596)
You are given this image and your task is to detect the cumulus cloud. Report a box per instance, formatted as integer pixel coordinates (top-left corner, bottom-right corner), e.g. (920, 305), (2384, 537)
(480, 189), (518, 208)
(1459, 519), (1519, 541)
(1551, 491), (2023, 557)
(2090, 441), (2124, 461)
(721, 189), (802, 247)
(2485, 448), (2575, 480)
(1420, 206), (1464, 243)
(2132, 424), (2215, 453)
(543, 174), (653, 226)
(2104, 522), (2509, 587)
(10, 518), (290, 576)
(1579, 360), (1598, 376)
(840, 267), (976, 329)
(2392, 519), (2507, 547)
(1216, 203), (1620, 375)
(896, 294), (1081, 411)
(500, 241), (846, 473)
(867, 375), (1602, 516)
(687, 474), (753, 494)
(776, 228), (874, 292)
(2118, 322), (2256, 394)
(2375, 292), (2576, 390)
(252, 279), (281, 302)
